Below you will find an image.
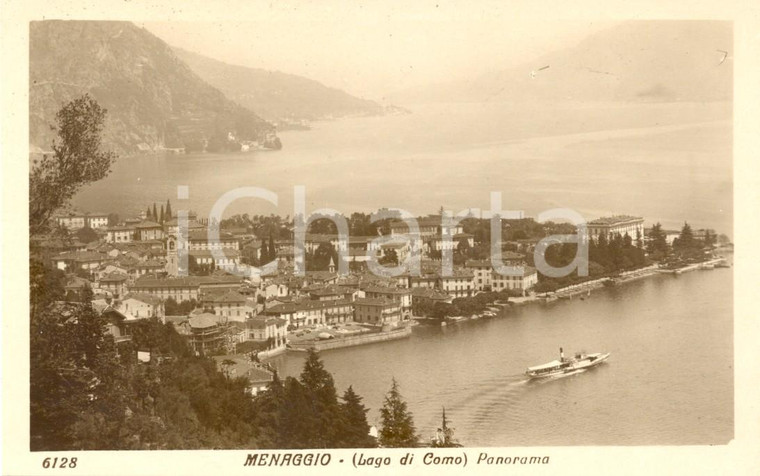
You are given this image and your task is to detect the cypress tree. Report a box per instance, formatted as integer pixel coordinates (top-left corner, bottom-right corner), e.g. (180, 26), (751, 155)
(159, 205), (165, 224)
(268, 233), (276, 262)
(165, 199), (172, 220)
(379, 378), (418, 448)
(152, 203), (158, 223)
(146, 206), (152, 221)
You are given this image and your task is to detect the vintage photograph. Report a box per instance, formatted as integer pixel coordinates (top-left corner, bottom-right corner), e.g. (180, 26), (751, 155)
(7, 2), (754, 473)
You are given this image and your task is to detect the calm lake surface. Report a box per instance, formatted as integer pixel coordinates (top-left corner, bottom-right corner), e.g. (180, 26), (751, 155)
(73, 101), (732, 234)
(271, 269), (733, 446)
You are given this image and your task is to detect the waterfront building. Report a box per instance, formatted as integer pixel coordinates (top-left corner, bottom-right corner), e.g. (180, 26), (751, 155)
(491, 266), (538, 294)
(247, 316), (288, 351)
(437, 268), (475, 298)
(410, 287), (453, 314)
(466, 260), (493, 291)
(466, 253), (526, 292)
(353, 298), (402, 326)
(587, 215), (645, 241)
(263, 298), (354, 328)
(362, 285), (412, 319)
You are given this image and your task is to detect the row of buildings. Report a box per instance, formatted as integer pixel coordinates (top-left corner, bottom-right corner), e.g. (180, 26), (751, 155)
(49, 210), (654, 358)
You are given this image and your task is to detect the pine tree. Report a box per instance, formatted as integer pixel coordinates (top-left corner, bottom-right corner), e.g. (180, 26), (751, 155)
(252, 371), (285, 448)
(379, 378), (418, 448)
(338, 386), (376, 448)
(299, 348), (341, 447)
(430, 407), (460, 447)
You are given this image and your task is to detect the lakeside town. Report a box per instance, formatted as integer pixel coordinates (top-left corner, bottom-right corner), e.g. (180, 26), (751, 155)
(26, 95), (734, 451)
(39, 204), (732, 381)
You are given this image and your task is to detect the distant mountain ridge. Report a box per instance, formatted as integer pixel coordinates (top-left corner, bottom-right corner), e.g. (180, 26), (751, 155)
(30, 21), (275, 155)
(390, 21), (732, 104)
(173, 48), (384, 126)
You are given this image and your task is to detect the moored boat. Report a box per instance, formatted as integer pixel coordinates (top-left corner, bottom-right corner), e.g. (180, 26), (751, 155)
(525, 347), (610, 379)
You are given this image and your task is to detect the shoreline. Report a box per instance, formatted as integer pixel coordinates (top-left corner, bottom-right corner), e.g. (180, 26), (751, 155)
(262, 256), (730, 360)
(284, 324), (412, 353)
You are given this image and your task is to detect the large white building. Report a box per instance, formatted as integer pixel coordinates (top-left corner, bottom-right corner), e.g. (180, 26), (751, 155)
(166, 229), (241, 276)
(586, 215), (645, 241)
(491, 266), (538, 294)
(55, 212), (109, 230)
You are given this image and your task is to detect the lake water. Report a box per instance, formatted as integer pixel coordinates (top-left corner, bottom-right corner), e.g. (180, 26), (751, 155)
(73, 101), (732, 235)
(270, 268), (733, 446)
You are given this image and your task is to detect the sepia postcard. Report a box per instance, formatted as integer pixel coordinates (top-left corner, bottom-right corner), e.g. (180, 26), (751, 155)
(2, 1), (759, 475)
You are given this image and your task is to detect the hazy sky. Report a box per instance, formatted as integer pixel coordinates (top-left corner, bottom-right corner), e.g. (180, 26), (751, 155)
(142, 11), (613, 101)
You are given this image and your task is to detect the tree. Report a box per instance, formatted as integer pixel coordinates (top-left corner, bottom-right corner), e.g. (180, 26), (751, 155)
(159, 205), (165, 224)
(456, 237), (471, 255)
(31, 285), (128, 450)
(430, 407), (461, 447)
(152, 203), (158, 223)
(268, 233), (276, 262)
(76, 225), (99, 244)
(299, 348), (341, 447)
(165, 200), (173, 221)
(378, 378), (418, 448)
(220, 359), (236, 379)
(674, 222), (696, 250)
(646, 223), (668, 258)
(338, 386), (377, 448)
(29, 94), (117, 234)
(379, 249), (398, 266)
(145, 206), (152, 221)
